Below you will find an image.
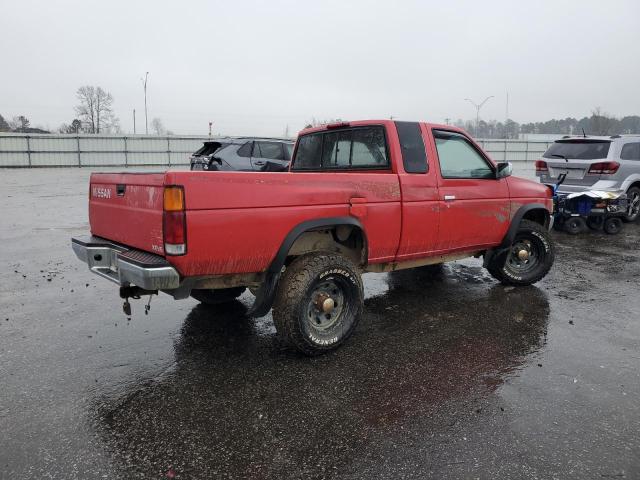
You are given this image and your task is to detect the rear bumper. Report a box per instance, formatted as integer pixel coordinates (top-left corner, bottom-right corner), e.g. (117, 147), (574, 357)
(71, 236), (180, 290)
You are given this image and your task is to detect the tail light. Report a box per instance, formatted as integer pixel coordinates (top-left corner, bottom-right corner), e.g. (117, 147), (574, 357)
(588, 161), (620, 175)
(163, 186), (186, 255)
(535, 160), (548, 173)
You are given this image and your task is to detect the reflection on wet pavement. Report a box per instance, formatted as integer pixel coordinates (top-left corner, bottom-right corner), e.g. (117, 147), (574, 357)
(95, 265), (550, 479)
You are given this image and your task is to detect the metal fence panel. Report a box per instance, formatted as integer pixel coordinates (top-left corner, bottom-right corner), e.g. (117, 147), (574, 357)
(82, 152), (128, 166)
(0, 133), (554, 168)
(0, 136), (28, 152)
(79, 137), (125, 152)
(0, 152), (29, 166)
(127, 137), (169, 152)
(30, 152), (78, 167)
(30, 136), (77, 153)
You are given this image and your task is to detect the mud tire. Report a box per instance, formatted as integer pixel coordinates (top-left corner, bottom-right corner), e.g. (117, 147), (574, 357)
(272, 253), (363, 356)
(487, 220), (554, 286)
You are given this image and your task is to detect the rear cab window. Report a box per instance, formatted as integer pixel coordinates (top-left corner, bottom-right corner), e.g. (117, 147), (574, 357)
(543, 140), (611, 160)
(292, 126), (389, 171)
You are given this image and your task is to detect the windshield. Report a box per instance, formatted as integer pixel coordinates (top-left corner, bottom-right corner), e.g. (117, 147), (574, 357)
(543, 140), (611, 160)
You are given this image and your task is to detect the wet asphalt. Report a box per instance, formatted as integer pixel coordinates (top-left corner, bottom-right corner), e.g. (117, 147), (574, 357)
(1, 167), (639, 479)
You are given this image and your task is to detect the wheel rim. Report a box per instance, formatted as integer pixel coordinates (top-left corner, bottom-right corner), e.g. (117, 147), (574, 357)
(306, 278), (346, 330)
(628, 191), (640, 219)
(505, 237), (542, 275)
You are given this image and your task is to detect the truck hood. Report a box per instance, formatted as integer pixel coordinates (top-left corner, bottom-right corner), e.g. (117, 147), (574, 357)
(507, 175), (552, 200)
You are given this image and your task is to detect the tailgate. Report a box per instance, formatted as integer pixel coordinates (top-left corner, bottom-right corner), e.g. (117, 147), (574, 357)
(89, 172), (166, 255)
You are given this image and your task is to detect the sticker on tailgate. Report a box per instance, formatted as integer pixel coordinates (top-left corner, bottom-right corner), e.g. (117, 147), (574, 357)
(92, 186), (112, 199)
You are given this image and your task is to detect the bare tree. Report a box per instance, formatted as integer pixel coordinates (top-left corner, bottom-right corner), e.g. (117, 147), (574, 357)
(590, 107), (614, 135)
(151, 117), (166, 135)
(10, 115), (30, 132)
(304, 117), (343, 129)
(59, 119), (82, 134)
(74, 86), (118, 133)
(0, 114), (10, 132)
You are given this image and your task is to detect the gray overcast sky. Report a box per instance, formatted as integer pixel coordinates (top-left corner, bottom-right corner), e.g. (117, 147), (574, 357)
(2, 0), (640, 136)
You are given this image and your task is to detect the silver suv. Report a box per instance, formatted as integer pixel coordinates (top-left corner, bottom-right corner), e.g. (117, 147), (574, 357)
(190, 137), (294, 172)
(536, 135), (640, 222)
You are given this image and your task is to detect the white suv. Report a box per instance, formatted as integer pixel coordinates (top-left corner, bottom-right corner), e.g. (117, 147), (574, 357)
(536, 135), (640, 222)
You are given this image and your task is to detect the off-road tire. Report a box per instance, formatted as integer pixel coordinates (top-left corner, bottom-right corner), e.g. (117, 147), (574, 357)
(564, 216), (586, 235)
(487, 220), (554, 286)
(623, 186), (640, 223)
(272, 253), (364, 356)
(191, 287), (246, 305)
(604, 217), (623, 235)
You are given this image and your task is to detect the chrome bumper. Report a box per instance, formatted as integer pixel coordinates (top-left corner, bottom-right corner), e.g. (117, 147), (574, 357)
(71, 236), (180, 290)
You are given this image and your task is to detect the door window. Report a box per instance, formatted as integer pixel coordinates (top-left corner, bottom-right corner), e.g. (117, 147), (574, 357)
(434, 131), (494, 179)
(237, 141), (252, 157)
(255, 142), (285, 160)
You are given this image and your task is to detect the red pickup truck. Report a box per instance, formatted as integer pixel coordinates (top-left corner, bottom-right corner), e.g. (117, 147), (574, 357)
(72, 120), (554, 355)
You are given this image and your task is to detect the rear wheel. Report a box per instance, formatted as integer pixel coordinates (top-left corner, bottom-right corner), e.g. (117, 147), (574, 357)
(564, 216), (586, 235)
(487, 220), (554, 286)
(191, 287), (246, 305)
(604, 217), (623, 235)
(272, 253), (363, 356)
(623, 186), (640, 222)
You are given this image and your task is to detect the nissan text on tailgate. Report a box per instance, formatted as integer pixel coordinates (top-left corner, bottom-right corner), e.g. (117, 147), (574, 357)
(72, 120), (555, 355)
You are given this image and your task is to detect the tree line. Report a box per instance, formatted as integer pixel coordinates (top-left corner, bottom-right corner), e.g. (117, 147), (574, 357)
(452, 108), (640, 138)
(3, 97), (640, 138)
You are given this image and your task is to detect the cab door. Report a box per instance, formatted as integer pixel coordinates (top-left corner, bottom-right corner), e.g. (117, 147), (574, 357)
(429, 129), (510, 251)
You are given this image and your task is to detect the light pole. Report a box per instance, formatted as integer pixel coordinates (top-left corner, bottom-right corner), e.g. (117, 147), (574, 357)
(141, 72), (149, 134)
(465, 96), (494, 137)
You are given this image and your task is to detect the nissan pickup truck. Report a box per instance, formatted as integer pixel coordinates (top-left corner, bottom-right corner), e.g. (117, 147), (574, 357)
(72, 120), (555, 355)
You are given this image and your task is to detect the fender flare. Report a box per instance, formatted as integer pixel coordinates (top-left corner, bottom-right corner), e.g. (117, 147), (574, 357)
(483, 203), (550, 267)
(249, 216), (367, 317)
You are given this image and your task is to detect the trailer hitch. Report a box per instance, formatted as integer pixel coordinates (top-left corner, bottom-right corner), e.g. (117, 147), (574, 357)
(119, 286), (158, 316)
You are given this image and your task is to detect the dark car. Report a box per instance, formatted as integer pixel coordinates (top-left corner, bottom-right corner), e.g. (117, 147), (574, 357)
(190, 137), (294, 172)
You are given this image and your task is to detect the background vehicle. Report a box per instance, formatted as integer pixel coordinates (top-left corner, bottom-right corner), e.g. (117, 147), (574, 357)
(72, 120), (554, 355)
(190, 137), (294, 172)
(536, 135), (640, 221)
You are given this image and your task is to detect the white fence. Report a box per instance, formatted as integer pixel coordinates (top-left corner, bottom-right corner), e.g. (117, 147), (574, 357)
(0, 133), (553, 168)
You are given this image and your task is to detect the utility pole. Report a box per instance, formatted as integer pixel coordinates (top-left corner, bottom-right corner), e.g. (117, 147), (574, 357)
(444, 117), (451, 125)
(141, 72), (149, 134)
(465, 96), (494, 137)
(505, 92), (509, 139)
(133, 109), (136, 134)
(208, 121), (213, 138)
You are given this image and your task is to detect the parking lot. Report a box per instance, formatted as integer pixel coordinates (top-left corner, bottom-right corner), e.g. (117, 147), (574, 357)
(1, 167), (640, 479)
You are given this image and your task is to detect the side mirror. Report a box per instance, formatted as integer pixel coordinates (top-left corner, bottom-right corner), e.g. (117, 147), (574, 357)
(496, 161), (512, 179)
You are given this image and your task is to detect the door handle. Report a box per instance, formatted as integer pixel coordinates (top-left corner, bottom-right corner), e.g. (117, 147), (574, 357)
(443, 195), (456, 201)
(350, 197), (367, 218)
(253, 160), (266, 166)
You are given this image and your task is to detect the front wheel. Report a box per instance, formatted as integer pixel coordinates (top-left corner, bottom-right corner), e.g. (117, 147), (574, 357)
(272, 253), (364, 356)
(623, 186), (640, 223)
(486, 220), (555, 286)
